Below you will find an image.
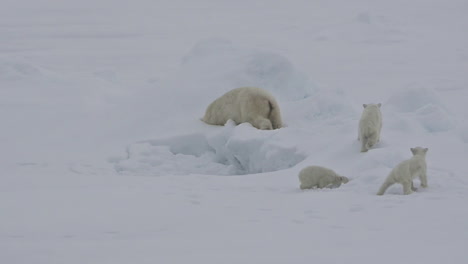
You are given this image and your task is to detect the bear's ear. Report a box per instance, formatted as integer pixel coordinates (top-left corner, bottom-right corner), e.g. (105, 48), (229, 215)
(410, 148), (416, 155)
(363, 104), (368, 108)
(377, 103), (382, 108)
(424, 148), (429, 153)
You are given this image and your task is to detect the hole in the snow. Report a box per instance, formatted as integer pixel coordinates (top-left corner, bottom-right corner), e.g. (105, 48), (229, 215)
(112, 123), (306, 176)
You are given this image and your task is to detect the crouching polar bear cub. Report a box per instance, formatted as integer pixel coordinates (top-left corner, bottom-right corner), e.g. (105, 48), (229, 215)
(358, 103), (382, 152)
(202, 87), (282, 130)
(299, 166), (349, 189)
(377, 147), (428, 195)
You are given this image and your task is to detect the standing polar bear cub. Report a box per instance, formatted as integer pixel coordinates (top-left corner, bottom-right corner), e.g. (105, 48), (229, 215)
(377, 147), (428, 195)
(202, 87), (282, 130)
(358, 103), (382, 152)
(299, 166), (349, 189)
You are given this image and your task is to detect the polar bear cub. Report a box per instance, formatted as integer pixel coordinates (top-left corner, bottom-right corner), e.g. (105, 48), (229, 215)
(377, 147), (428, 195)
(202, 87), (282, 130)
(358, 103), (382, 152)
(299, 166), (349, 189)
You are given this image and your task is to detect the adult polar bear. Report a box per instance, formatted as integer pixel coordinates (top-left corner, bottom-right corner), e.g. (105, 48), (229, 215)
(358, 103), (382, 152)
(202, 87), (282, 130)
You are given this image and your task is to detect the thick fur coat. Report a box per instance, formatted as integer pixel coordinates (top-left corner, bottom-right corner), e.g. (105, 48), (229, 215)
(201, 87), (282, 130)
(377, 147), (428, 195)
(299, 166), (349, 189)
(358, 103), (382, 152)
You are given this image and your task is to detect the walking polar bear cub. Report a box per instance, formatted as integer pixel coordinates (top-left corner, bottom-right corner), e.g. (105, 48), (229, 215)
(202, 87), (282, 130)
(377, 147), (428, 195)
(358, 103), (382, 152)
(299, 166), (349, 189)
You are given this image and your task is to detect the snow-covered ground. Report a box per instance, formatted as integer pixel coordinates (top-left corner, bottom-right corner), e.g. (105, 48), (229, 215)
(2, 0), (468, 263)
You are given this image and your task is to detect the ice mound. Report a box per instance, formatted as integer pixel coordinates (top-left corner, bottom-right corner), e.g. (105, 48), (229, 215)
(415, 104), (454, 132)
(114, 135), (233, 176)
(459, 123), (468, 143)
(0, 59), (43, 81)
(306, 92), (355, 120)
(386, 87), (444, 113)
(281, 88), (356, 129)
(385, 86), (454, 132)
(175, 38), (314, 102)
(231, 51), (312, 101)
(113, 122), (306, 176)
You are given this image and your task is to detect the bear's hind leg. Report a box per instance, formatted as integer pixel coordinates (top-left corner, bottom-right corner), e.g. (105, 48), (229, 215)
(366, 134), (377, 150)
(252, 117), (273, 130)
(419, 170), (428, 188)
(402, 181), (413, 195)
(411, 181), (417, 192)
(361, 137), (368, 152)
(377, 179), (394, 195)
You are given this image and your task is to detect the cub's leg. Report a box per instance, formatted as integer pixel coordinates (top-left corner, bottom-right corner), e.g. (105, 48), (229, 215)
(366, 133), (377, 149)
(361, 137), (368, 152)
(317, 179), (329, 189)
(300, 182), (317, 190)
(377, 178), (394, 195)
(419, 170), (428, 188)
(402, 180), (413, 195)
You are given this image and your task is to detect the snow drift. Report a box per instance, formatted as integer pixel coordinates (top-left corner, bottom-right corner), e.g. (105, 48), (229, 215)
(114, 121), (306, 176)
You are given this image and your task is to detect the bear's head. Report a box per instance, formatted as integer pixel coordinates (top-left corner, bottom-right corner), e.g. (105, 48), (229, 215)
(339, 176), (350, 184)
(363, 103), (382, 108)
(410, 147), (429, 156)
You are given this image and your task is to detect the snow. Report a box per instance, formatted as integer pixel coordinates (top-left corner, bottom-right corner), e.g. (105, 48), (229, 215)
(114, 121), (306, 176)
(180, 37), (314, 101)
(2, 0), (468, 263)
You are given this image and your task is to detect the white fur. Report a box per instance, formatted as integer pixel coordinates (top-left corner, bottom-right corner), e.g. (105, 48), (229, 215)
(299, 166), (349, 189)
(202, 87), (282, 130)
(358, 103), (382, 152)
(377, 147), (429, 195)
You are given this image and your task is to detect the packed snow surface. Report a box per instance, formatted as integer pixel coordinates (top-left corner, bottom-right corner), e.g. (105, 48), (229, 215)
(2, 0), (468, 263)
